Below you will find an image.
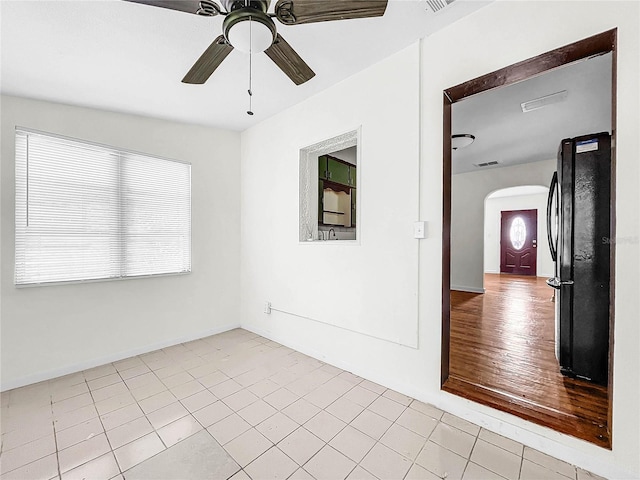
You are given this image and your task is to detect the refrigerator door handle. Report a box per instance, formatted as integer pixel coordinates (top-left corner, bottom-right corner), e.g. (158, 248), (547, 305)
(546, 277), (574, 289)
(546, 171), (558, 262)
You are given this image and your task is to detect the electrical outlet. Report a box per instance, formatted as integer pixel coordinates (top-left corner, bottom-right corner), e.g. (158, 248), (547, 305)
(414, 221), (427, 239)
(264, 302), (271, 314)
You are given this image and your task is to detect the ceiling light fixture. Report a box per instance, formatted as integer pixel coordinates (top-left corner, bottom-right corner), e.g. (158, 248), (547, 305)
(223, 7), (276, 53)
(221, 3), (279, 116)
(521, 90), (568, 113)
(452, 134), (475, 150)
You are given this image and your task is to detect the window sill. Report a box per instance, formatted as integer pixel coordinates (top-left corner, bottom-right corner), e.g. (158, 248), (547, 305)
(14, 271), (191, 288)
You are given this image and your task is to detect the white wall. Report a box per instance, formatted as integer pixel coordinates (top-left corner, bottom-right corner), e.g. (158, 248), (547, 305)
(0, 96), (241, 390)
(241, 42), (421, 348)
(452, 160), (556, 292)
(240, 1), (639, 478)
(484, 191), (554, 278)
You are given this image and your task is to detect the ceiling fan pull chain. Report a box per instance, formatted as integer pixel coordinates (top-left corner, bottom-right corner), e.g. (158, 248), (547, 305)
(247, 14), (254, 116)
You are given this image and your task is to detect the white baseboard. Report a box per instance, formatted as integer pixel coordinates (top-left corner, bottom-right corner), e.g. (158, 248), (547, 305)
(0, 322), (240, 392)
(243, 324), (416, 396)
(244, 323), (446, 414)
(451, 285), (485, 294)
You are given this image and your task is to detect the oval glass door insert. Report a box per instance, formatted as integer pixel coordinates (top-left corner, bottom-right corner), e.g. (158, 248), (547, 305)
(510, 216), (526, 250)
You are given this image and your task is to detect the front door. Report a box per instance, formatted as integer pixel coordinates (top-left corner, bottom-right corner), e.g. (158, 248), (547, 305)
(500, 209), (537, 276)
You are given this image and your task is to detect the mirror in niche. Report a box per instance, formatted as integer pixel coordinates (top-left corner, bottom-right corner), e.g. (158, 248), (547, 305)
(299, 129), (359, 242)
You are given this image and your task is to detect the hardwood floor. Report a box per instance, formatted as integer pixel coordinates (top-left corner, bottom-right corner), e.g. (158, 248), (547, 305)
(443, 273), (610, 448)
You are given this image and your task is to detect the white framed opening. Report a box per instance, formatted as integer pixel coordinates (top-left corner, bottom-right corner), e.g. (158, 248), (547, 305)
(298, 128), (360, 243)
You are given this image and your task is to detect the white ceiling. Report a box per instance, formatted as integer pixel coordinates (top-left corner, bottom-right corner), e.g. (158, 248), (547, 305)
(330, 146), (357, 165)
(452, 52), (612, 174)
(1, 0), (490, 131)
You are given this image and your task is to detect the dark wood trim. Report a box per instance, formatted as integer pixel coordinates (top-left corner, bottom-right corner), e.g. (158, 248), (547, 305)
(441, 93), (452, 387)
(607, 29), (617, 443)
(441, 28), (617, 448)
(445, 29), (617, 102)
(443, 376), (611, 449)
(321, 153), (356, 168)
(322, 179), (352, 195)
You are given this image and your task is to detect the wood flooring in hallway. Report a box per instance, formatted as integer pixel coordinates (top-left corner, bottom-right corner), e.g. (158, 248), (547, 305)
(443, 273), (610, 448)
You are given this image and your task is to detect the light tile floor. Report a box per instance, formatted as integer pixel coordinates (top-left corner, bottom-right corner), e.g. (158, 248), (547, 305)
(0, 329), (606, 480)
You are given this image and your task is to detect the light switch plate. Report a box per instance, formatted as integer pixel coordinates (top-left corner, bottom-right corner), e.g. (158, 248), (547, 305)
(414, 221), (426, 239)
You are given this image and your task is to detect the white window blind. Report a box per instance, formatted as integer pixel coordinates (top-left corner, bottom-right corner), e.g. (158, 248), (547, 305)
(15, 129), (191, 286)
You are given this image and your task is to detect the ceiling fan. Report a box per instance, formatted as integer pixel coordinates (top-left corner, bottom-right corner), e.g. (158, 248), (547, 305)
(124, 0), (389, 86)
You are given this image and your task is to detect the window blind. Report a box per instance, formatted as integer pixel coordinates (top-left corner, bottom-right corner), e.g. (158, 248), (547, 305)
(15, 129), (191, 286)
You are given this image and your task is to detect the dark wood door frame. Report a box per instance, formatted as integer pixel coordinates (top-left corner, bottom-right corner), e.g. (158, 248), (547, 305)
(441, 29), (617, 449)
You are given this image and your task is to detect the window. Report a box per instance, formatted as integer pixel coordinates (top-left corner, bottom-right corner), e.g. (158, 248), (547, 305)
(318, 148), (357, 236)
(509, 216), (526, 250)
(298, 129), (360, 242)
(15, 129), (191, 286)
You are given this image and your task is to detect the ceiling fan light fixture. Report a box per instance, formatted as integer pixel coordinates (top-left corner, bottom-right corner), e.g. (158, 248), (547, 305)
(224, 9), (276, 53)
(452, 134), (475, 150)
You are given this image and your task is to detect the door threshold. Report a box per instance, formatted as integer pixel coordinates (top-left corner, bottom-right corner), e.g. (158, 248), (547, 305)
(442, 376), (611, 449)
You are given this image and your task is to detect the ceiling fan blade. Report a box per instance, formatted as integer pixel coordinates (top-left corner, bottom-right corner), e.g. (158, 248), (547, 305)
(274, 0), (388, 25)
(122, 0), (221, 16)
(182, 35), (233, 84)
(265, 34), (315, 85)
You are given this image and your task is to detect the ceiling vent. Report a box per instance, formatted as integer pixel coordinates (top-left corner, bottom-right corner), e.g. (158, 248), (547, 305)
(521, 90), (568, 113)
(424, 0), (455, 13)
(474, 161), (499, 168)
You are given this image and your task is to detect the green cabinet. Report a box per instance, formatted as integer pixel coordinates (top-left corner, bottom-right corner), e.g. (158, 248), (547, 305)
(327, 158), (350, 185)
(318, 156), (329, 180)
(319, 155), (356, 187)
(348, 165), (356, 187)
(318, 154), (356, 227)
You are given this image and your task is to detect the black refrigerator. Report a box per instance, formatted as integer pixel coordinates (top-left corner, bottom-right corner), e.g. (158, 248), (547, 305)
(546, 132), (611, 386)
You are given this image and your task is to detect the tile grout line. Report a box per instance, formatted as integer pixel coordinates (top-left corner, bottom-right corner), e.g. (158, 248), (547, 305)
(86, 372), (123, 478)
(459, 426), (481, 480)
(518, 448), (525, 480)
(296, 385), (389, 480)
(114, 351), (193, 476)
(231, 364), (353, 480)
(51, 391), (63, 480)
